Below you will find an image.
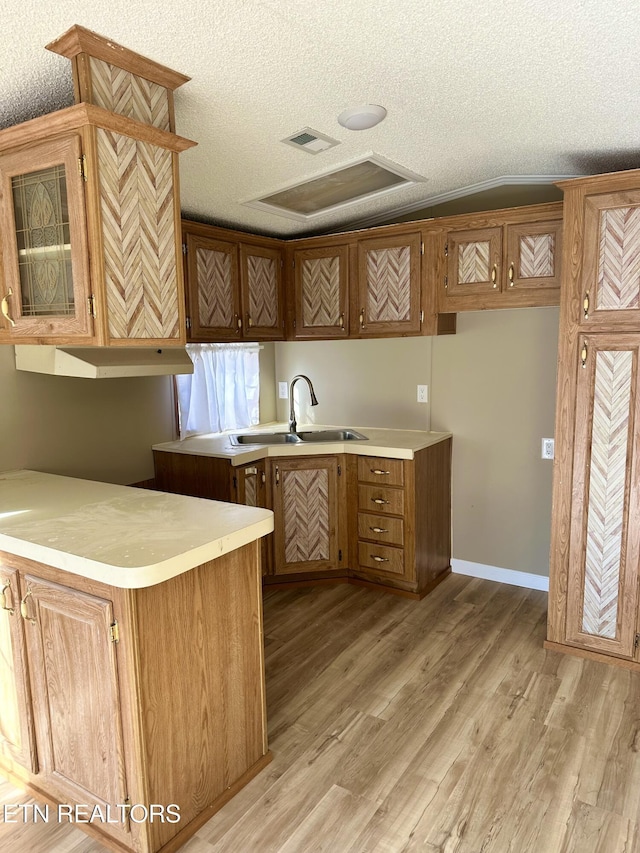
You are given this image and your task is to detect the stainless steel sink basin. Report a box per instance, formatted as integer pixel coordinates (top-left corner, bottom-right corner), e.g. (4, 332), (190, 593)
(229, 429), (368, 446)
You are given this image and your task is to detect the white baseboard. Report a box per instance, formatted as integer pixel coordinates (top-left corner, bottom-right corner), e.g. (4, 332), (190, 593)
(452, 559), (549, 592)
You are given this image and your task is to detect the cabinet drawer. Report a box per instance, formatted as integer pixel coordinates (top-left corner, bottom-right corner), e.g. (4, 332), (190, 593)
(358, 485), (404, 516)
(357, 456), (404, 486)
(358, 542), (404, 576)
(358, 512), (404, 546)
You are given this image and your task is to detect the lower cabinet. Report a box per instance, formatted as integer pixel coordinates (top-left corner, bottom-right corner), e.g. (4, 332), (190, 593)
(0, 545), (269, 853)
(269, 456), (343, 576)
(153, 439), (452, 598)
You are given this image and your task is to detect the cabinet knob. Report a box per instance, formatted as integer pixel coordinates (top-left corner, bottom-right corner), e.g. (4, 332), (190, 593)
(339, 313), (344, 329)
(372, 556), (389, 563)
(508, 263), (515, 286)
(247, 314), (253, 328)
(370, 526), (388, 534)
(583, 292), (590, 320)
(372, 498), (390, 505)
(491, 264), (498, 288)
(359, 308), (365, 328)
(371, 469), (390, 476)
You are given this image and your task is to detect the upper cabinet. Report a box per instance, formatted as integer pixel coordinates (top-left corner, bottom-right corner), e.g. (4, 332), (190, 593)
(577, 188), (640, 330)
(434, 202), (563, 312)
(182, 221), (285, 342)
(356, 233), (423, 336)
(0, 26), (195, 347)
(292, 245), (349, 339)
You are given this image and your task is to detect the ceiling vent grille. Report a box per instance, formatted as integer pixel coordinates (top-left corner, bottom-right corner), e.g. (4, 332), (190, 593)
(281, 127), (340, 154)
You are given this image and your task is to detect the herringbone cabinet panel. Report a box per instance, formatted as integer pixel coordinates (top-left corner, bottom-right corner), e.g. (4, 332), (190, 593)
(89, 58), (171, 131)
(272, 457), (339, 575)
(565, 335), (640, 659)
(184, 233), (240, 339)
(240, 243), (284, 339)
(293, 245), (348, 338)
(446, 226), (502, 297)
(197, 248), (233, 327)
(357, 233), (422, 335)
(97, 129), (181, 342)
(505, 220), (562, 291)
(580, 191), (640, 329)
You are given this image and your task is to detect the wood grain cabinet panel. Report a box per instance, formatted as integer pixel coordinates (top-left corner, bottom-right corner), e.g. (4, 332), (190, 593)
(0, 566), (37, 774)
(271, 456), (341, 575)
(548, 171), (640, 669)
(22, 573), (130, 843)
(579, 190), (640, 330)
(436, 203), (563, 312)
(356, 233), (422, 336)
(564, 334), (640, 659)
(293, 245), (349, 338)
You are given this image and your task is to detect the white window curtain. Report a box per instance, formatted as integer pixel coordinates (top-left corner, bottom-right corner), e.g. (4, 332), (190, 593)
(176, 343), (260, 438)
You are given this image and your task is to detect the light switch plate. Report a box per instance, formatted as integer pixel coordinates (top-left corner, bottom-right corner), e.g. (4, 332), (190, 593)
(278, 381), (288, 399)
(417, 384), (428, 403)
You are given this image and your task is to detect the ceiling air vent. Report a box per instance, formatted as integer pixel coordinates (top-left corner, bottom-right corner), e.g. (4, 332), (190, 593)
(281, 127), (340, 154)
(244, 154), (426, 222)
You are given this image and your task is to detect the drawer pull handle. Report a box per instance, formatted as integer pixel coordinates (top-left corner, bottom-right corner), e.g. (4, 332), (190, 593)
(20, 589), (36, 624)
(371, 469), (390, 476)
(372, 498), (390, 505)
(491, 263), (498, 288)
(0, 581), (14, 615)
(370, 526), (388, 533)
(508, 262), (515, 286)
(372, 556), (389, 563)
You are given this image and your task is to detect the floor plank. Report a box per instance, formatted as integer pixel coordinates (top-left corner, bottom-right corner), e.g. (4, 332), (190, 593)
(2, 576), (640, 852)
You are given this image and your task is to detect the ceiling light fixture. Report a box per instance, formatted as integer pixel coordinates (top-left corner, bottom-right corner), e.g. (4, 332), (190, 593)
(337, 104), (387, 131)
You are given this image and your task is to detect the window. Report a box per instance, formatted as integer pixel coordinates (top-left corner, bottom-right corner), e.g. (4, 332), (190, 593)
(175, 343), (260, 438)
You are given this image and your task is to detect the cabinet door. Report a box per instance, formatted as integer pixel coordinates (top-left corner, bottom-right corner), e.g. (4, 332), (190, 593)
(233, 462), (270, 576)
(240, 243), (284, 339)
(293, 245), (348, 338)
(0, 135), (94, 341)
(580, 191), (640, 330)
(505, 220), (562, 291)
(0, 566), (37, 772)
(272, 457), (339, 574)
(445, 226), (502, 297)
(565, 334), (640, 658)
(21, 574), (130, 825)
(185, 232), (241, 340)
(357, 234), (422, 335)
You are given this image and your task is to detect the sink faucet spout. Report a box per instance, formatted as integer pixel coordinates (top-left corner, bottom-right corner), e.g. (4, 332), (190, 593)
(289, 374), (318, 433)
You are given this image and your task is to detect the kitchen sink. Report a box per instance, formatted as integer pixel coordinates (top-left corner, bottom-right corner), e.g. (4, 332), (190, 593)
(229, 429), (368, 446)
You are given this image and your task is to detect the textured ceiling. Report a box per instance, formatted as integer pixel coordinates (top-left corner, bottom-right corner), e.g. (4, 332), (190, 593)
(2, 1), (640, 237)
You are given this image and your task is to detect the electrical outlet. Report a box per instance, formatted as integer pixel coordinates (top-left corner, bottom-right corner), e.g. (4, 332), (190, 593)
(541, 438), (555, 460)
(278, 382), (288, 399)
(417, 384), (428, 404)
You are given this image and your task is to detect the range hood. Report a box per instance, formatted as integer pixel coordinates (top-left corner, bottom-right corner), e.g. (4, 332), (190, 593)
(14, 346), (194, 379)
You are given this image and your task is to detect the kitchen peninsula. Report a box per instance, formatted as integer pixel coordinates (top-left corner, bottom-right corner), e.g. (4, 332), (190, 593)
(0, 470), (273, 853)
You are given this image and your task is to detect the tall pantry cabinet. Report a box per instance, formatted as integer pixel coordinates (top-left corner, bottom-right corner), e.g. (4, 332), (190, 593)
(547, 170), (640, 665)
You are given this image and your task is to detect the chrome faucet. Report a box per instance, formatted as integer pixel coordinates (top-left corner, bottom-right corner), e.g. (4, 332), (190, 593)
(288, 375), (318, 433)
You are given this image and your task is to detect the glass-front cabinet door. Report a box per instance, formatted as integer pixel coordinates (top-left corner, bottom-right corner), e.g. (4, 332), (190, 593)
(0, 134), (94, 341)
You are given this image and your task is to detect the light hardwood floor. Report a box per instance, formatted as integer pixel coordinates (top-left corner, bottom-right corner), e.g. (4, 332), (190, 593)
(2, 574), (640, 853)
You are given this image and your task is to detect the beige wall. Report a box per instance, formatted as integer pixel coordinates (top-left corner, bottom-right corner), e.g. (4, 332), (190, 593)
(275, 307), (559, 578)
(274, 338), (432, 430)
(431, 308), (559, 577)
(0, 343), (277, 485)
(0, 346), (176, 484)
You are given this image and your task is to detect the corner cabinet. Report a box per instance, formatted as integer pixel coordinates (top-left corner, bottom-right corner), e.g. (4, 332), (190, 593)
(182, 221), (285, 342)
(270, 456), (343, 576)
(548, 171), (640, 667)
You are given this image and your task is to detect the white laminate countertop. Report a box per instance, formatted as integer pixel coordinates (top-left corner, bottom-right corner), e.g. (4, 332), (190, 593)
(0, 470), (274, 589)
(153, 424), (452, 465)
